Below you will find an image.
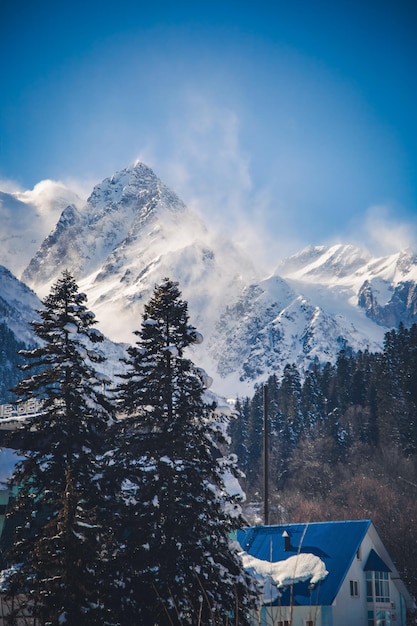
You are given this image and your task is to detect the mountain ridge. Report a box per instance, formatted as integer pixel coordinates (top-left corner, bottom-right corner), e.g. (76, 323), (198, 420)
(2, 162), (417, 396)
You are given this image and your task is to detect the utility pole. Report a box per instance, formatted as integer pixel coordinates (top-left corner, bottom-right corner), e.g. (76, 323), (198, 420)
(263, 383), (269, 525)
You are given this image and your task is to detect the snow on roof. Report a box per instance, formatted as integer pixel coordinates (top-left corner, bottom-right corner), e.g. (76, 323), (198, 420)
(237, 521), (371, 606)
(241, 551), (328, 603)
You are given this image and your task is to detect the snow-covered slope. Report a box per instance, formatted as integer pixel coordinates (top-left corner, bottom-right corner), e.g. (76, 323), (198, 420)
(0, 265), (42, 346)
(0, 181), (81, 277)
(0, 266), (42, 403)
(276, 243), (417, 288)
(208, 264), (385, 396)
(277, 244), (417, 333)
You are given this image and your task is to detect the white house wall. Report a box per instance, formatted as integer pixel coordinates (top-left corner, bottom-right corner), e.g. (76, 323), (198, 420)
(367, 523), (413, 616)
(331, 536), (370, 626)
(254, 604), (330, 626)
(332, 529), (407, 626)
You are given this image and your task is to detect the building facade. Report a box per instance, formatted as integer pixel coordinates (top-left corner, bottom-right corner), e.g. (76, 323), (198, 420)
(237, 520), (415, 626)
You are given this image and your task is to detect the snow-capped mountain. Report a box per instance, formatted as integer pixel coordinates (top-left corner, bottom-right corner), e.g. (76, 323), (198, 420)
(209, 272), (381, 389)
(19, 163), (258, 393)
(22, 163), (257, 362)
(276, 244), (417, 332)
(204, 244), (417, 394)
(3, 162), (417, 397)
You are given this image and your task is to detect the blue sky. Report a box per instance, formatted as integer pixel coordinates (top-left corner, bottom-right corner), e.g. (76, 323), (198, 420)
(1, 0), (416, 267)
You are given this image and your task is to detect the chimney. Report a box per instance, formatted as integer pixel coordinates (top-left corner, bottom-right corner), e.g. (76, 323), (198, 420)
(282, 530), (291, 552)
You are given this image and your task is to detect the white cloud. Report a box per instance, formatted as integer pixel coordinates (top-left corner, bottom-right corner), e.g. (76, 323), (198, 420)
(17, 179), (81, 218)
(163, 93), (252, 207)
(0, 177), (23, 194)
(144, 93), (297, 272)
(0, 179), (84, 277)
(60, 176), (96, 204)
(350, 204), (417, 256)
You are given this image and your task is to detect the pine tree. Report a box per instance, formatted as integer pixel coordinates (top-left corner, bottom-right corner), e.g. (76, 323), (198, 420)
(114, 278), (258, 625)
(301, 365), (326, 433)
(278, 364), (303, 445)
(228, 397), (249, 477)
(3, 270), (116, 625)
(244, 386), (264, 489)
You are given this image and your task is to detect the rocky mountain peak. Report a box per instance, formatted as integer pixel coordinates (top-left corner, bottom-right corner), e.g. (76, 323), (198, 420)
(22, 162), (191, 295)
(395, 248), (417, 278)
(86, 161), (185, 218)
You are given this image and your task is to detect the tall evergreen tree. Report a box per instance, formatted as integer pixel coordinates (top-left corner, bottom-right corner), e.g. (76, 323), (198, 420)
(301, 365), (326, 433)
(114, 278), (258, 625)
(244, 385), (264, 489)
(266, 374), (290, 490)
(2, 270), (115, 625)
(278, 364), (303, 445)
(378, 324), (416, 451)
(229, 397), (250, 476)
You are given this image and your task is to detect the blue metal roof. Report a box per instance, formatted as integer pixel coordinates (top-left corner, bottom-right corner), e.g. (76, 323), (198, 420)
(237, 520), (372, 606)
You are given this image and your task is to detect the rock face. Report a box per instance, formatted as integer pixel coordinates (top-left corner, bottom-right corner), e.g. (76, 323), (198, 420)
(360, 279), (417, 328)
(23, 162), (187, 288)
(357, 253), (417, 329)
(3, 162), (417, 396)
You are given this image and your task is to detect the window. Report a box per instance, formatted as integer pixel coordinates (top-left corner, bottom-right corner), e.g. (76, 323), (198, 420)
(350, 579), (359, 596)
(305, 621), (315, 626)
(375, 572), (390, 602)
(367, 573), (373, 602)
(366, 571), (390, 603)
(368, 610), (391, 626)
(278, 622), (291, 626)
(357, 546), (362, 560)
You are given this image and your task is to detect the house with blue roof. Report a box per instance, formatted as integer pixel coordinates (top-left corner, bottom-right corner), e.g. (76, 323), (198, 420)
(237, 520), (415, 626)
